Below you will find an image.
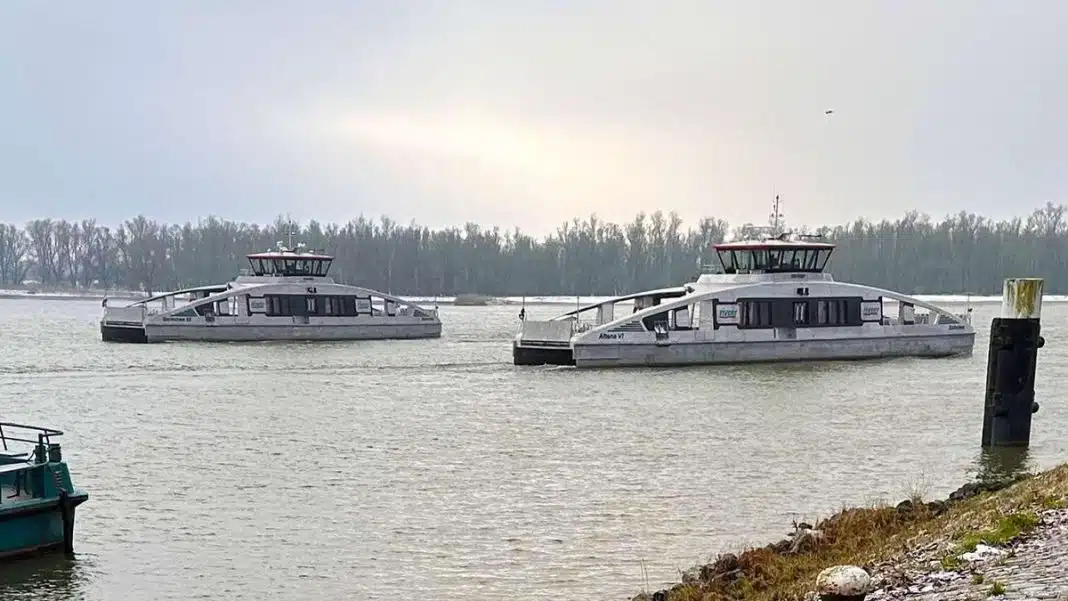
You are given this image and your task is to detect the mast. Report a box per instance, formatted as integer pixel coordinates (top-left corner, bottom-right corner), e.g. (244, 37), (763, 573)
(768, 194), (786, 237)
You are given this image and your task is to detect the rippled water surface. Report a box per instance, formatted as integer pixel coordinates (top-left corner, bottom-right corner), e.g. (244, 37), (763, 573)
(2, 298), (1067, 601)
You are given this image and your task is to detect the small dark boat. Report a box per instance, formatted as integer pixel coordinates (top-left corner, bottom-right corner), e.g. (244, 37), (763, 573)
(0, 422), (89, 559)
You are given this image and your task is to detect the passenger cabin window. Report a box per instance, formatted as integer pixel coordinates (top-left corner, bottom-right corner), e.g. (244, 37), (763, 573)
(739, 300), (774, 328)
(716, 245), (833, 274)
(262, 294), (370, 317)
(737, 297), (862, 329)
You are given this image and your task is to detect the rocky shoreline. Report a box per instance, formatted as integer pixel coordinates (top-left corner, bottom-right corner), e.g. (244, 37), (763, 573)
(863, 507), (1068, 600)
(633, 468), (1068, 601)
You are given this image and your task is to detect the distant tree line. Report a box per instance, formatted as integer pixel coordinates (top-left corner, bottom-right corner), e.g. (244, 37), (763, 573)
(0, 203), (1065, 296)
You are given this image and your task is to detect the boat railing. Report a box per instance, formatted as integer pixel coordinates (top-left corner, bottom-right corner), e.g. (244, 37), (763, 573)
(0, 422), (65, 464)
(881, 310), (971, 328)
(573, 319), (594, 334)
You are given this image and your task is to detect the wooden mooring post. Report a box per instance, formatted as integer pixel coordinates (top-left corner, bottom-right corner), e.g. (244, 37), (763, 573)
(981, 278), (1045, 447)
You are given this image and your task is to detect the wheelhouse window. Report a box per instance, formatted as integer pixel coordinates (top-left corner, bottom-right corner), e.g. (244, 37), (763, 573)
(715, 245), (834, 274)
(717, 250), (736, 273)
(248, 255), (334, 277)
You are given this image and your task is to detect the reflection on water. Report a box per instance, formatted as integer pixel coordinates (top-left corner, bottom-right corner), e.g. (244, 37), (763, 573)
(0, 554), (93, 600)
(974, 446), (1034, 483)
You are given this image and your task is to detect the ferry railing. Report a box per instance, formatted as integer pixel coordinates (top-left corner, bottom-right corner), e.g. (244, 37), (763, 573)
(0, 422), (65, 464)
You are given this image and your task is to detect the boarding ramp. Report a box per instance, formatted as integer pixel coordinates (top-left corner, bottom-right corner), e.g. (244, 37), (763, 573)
(102, 305), (146, 326)
(519, 320), (576, 347)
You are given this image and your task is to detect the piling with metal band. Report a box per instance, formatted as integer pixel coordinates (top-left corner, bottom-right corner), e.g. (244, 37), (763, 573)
(981, 278), (1045, 447)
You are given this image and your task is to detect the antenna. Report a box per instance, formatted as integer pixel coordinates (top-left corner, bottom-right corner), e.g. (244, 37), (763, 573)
(769, 194), (785, 236)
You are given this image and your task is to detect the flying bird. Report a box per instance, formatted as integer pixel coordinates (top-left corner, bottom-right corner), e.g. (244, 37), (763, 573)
(824, 109), (834, 115)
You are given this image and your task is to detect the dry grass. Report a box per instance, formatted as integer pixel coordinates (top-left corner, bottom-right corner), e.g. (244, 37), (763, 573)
(635, 464), (1068, 601)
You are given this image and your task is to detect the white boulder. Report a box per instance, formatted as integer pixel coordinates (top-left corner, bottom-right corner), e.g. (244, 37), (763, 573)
(816, 565), (872, 600)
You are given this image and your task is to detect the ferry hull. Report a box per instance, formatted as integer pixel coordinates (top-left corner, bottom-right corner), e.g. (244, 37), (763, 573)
(571, 332), (975, 368)
(0, 494), (88, 560)
(100, 323), (149, 343)
(141, 322), (442, 342)
(512, 341), (575, 366)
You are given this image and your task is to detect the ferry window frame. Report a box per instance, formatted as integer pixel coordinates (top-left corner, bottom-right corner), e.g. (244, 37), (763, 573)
(815, 298), (860, 327)
(341, 296), (357, 316)
(263, 293), (364, 317)
(357, 296), (373, 315)
(793, 300), (809, 325)
(640, 308), (672, 331)
(715, 245), (835, 274)
(768, 247), (786, 269)
(246, 257), (334, 277)
(816, 248), (833, 271)
(716, 250), (735, 272)
(672, 305), (695, 330)
(750, 249), (770, 271)
(733, 250), (750, 271)
(736, 296), (863, 329)
(782, 249), (802, 270)
(737, 299), (774, 329)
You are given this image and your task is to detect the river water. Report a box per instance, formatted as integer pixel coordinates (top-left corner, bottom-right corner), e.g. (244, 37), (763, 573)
(0, 297), (1066, 601)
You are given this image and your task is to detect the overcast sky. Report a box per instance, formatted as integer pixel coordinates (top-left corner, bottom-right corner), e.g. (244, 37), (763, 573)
(2, 1), (1066, 236)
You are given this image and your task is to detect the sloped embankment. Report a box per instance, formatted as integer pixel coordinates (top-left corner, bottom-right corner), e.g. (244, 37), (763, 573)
(632, 464), (1068, 601)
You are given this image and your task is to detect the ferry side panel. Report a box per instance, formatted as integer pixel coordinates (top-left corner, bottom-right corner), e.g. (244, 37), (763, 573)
(572, 331), (975, 367)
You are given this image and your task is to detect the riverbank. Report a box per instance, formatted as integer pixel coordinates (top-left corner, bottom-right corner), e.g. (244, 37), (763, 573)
(0, 288), (145, 302)
(634, 463), (1068, 601)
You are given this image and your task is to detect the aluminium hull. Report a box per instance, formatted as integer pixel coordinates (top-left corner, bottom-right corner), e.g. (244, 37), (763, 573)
(100, 323), (148, 343)
(0, 494), (88, 560)
(512, 340), (575, 366)
(567, 331), (976, 368)
(142, 321), (442, 342)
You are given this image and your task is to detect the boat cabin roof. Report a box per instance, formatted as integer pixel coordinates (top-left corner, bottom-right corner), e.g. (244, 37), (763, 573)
(246, 251), (334, 261)
(712, 236), (835, 274)
(713, 238), (835, 251)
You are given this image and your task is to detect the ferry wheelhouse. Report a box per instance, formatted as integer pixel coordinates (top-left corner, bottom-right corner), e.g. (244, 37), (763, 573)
(100, 243), (442, 343)
(512, 233), (975, 368)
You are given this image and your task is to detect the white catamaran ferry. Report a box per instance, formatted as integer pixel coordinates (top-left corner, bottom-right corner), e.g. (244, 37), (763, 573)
(100, 243), (442, 343)
(512, 226), (975, 368)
